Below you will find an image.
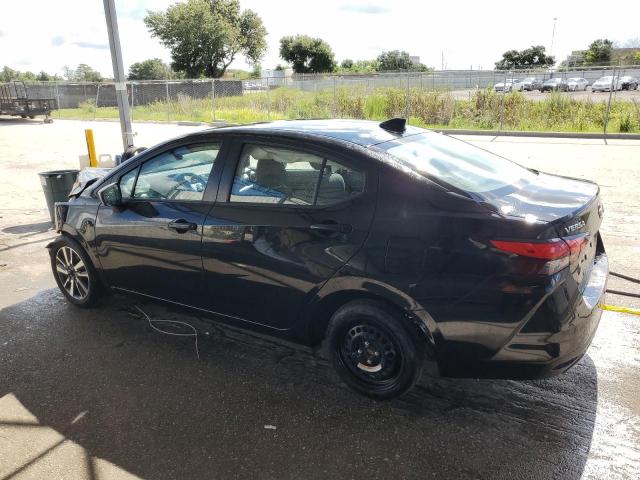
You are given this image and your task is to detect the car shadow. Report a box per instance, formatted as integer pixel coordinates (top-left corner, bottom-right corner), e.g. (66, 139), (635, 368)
(0, 289), (597, 480)
(2, 221), (52, 236)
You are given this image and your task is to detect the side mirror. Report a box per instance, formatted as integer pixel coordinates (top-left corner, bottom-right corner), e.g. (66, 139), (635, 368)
(98, 182), (123, 207)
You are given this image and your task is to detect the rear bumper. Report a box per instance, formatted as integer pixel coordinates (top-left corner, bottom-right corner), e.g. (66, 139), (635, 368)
(440, 252), (608, 379)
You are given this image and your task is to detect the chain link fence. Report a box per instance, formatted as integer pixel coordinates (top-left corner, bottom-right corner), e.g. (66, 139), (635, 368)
(18, 64), (640, 134)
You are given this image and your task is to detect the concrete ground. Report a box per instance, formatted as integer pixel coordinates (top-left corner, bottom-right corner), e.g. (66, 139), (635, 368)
(0, 118), (639, 479)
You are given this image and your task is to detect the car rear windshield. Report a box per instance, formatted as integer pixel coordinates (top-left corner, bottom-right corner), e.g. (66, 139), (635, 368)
(376, 132), (536, 195)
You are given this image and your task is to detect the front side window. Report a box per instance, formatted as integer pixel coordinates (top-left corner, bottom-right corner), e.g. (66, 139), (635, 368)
(119, 167), (138, 200)
(230, 144), (365, 206)
(377, 132), (536, 196)
(129, 143), (220, 201)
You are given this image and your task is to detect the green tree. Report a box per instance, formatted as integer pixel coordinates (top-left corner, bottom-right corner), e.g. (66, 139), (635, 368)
(145, 0), (267, 78)
(36, 71), (52, 81)
(376, 50), (413, 71)
(250, 64), (262, 79)
(1, 66), (19, 81)
(340, 59), (354, 70)
(279, 35), (336, 73)
(584, 39), (613, 66)
(62, 64), (103, 82)
(353, 59), (379, 73)
(75, 64), (103, 82)
(495, 45), (554, 70)
(128, 58), (172, 80)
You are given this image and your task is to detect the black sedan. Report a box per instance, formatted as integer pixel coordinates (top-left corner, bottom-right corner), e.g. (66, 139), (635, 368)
(49, 119), (608, 399)
(540, 78), (568, 92)
(620, 76), (639, 90)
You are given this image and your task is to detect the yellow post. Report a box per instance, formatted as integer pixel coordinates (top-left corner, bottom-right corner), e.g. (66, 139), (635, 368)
(84, 129), (98, 167)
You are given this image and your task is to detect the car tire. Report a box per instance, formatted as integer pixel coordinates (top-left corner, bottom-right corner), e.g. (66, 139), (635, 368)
(50, 236), (102, 308)
(326, 299), (425, 400)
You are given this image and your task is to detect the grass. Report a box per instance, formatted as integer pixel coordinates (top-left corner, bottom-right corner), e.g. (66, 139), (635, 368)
(56, 87), (640, 133)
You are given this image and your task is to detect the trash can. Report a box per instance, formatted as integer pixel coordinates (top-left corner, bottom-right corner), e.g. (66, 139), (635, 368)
(38, 169), (79, 223)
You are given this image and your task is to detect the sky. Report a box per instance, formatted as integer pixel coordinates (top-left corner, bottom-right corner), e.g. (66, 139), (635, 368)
(1, 0), (639, 77)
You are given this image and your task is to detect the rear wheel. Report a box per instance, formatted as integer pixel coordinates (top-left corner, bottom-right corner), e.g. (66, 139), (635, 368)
(327, 300), (425, 400)
(50, 236), (102, 307)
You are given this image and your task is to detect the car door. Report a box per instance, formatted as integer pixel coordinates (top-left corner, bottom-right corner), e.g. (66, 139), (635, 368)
(94, 140), (226, 306)
(199, 137), (377, 330)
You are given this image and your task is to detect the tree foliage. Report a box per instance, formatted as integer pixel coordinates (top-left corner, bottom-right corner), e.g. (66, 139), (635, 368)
(584, 39), (613, 65)
(128, 58), (173, 80)
(340, 59), (354, 70)
(495, 45), (555, 70)
(376, 50), (413, 71)
(1, 66), (62, 82)
(145, 0), (267, 78)
(279, 35), (336, 73)
(63, 64), (103, 82)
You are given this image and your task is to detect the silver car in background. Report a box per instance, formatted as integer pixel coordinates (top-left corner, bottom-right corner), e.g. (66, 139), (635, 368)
(591, 76), (620, 92)
(521, 77), (543, 91)
(567, 78), (589, 91)
(494, 78), (518, 92)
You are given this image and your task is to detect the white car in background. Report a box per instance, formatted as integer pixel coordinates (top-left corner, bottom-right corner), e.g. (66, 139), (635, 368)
(591, 76), (621, 92)
(567, 77), (589, 91)
(494, 79), (520, 92)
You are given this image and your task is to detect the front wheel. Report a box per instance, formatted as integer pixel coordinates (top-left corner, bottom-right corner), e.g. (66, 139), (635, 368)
(327, 300), (425, 400)
(50, 236), (102, 307)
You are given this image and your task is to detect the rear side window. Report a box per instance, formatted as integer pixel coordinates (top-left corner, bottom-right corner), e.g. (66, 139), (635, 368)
(377, 132), (535, 195)
(229, 144), (365, 206)
(125, 143), (220, 201)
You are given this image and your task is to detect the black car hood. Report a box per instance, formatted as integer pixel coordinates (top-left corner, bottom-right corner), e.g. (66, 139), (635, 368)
(483, 172), (599, 224)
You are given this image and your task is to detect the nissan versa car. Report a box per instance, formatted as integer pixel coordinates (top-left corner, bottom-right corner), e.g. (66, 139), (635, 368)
(49, 119), (608, 399)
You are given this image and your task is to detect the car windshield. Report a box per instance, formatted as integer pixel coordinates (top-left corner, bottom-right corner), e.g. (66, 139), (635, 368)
(376, 132), (536, 195)
(568, 78), (581, 82)
(546, 78), (561, 83)
(598, 76), (613, 82)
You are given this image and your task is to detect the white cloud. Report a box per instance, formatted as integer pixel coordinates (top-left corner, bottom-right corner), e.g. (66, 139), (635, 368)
(341, 3), (390, 14)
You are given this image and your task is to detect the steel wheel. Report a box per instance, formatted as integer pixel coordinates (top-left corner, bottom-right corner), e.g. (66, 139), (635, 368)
(340, 323), (402, 387)
(55, 246), (90, 300)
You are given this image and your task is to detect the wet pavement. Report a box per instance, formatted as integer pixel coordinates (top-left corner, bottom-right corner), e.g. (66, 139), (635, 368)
(1, 290), (639, 479)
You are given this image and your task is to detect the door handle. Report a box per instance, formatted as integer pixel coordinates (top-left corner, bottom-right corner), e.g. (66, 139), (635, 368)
(168, 219), (198, 233)
(310, 222), (353, 234)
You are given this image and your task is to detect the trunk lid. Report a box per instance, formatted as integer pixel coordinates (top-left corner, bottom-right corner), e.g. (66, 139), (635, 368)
(487, 172), (604, 287)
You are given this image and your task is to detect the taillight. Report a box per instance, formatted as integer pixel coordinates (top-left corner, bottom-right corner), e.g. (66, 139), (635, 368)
(491, 234), (588, 275)
(490, 239), (569, 260)
(564, 234), (589, 263)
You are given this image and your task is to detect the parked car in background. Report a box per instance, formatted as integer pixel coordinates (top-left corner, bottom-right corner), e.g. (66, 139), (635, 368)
(521, 77), (543, 91)
(619, 76), (639, 90)
(494, 79), (518, 92)
(567, 78), (589, 91)
(591, 76), (621, 92)
(48, 118), (608, 400)
(541, 78), (568, 92)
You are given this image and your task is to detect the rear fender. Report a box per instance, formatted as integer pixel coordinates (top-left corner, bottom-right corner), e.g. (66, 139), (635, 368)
(300, 274), (444, 353)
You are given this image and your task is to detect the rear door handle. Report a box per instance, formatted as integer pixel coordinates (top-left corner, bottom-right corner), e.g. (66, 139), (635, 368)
(168, 219), (198, 233)
(310, 223), (352, 234)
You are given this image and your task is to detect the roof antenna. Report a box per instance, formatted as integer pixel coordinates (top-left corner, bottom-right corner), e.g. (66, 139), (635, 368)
(379, 118), (406, 134)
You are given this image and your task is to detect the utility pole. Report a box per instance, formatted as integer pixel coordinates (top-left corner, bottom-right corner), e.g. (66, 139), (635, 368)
(103, 0), (134, 151)
(550, 17), (558, 58)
